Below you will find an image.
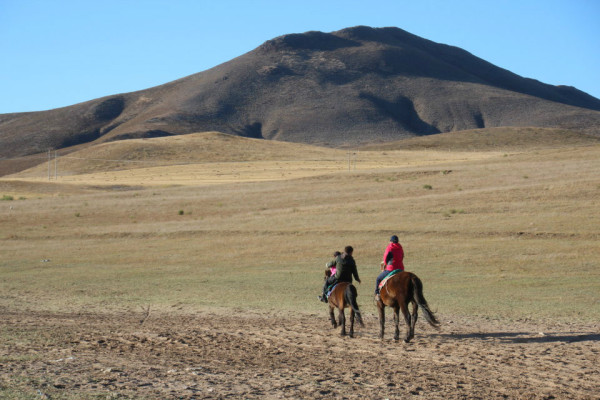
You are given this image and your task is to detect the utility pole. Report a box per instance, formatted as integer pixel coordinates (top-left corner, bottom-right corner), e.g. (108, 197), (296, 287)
(47, 149), (51, 180)
(348, 151), (351, 171)
(54, 151), (58, 180)
(347, 150), (357, 171)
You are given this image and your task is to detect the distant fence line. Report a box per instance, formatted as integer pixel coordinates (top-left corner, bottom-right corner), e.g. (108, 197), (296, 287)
(0, 155), (48, 161)
(1, 154), (354, 165)
(1, 154), (188, 164)
(60, 156), (179, 164)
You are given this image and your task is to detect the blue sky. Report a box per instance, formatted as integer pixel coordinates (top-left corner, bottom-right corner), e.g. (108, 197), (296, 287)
(1, 0), (598, 113)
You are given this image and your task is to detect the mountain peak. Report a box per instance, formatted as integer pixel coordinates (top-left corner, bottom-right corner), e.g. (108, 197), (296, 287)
(260, 30), (360, 52)
(259, 26), (423, 52)
(335, 25), (415, 43)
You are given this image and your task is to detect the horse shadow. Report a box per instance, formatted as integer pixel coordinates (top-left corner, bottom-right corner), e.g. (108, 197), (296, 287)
(432, 331), (600, 344)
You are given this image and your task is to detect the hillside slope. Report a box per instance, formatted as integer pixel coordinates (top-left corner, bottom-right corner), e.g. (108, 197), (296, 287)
(1, 26), (600, 160)
(360, 127), (600, 151)
(11, 131), (342, 177)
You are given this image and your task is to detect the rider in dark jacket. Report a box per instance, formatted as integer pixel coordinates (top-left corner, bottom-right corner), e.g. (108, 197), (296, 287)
(319, 246), (361, 302)
(335, 246), (361, 283)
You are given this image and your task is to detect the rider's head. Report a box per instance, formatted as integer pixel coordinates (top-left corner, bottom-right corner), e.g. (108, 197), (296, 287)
(333, 251), (341, 257)
(390, 235), (399, 243)
(344, 245), (353, 254)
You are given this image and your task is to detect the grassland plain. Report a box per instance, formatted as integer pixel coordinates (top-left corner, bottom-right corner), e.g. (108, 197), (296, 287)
(1, 130), (599, 399)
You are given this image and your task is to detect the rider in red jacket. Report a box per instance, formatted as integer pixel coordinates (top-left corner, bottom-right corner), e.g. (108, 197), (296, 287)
(375, 235), (404, 300)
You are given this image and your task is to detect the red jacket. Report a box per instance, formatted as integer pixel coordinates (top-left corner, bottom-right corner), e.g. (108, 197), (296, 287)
(383, 242), (404, 271)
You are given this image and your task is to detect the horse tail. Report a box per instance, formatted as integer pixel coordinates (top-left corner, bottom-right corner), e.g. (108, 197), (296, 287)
(412, 275), (440, 329)
(345, 284), (364, 327)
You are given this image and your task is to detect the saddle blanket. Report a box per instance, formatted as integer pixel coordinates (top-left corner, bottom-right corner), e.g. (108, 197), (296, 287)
(378, 269), (404, 289)
(326, 283), (339, 298)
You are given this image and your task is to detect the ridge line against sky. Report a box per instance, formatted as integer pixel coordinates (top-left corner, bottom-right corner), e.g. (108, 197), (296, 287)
(0, 0), (598, 114)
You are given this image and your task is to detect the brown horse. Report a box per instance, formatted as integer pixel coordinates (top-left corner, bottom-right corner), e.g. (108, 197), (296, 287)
(326, 281), (364, 337)
(377, 271), (440, 342)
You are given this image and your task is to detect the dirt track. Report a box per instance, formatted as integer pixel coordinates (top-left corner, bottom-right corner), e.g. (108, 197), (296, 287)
(1, 309), (598, 399)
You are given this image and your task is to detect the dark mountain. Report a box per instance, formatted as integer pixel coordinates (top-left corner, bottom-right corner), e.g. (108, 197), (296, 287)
(2, 25), (600, 160)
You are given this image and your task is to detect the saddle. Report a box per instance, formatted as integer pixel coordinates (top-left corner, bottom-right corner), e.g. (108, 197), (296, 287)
(378, 269), (403, 290)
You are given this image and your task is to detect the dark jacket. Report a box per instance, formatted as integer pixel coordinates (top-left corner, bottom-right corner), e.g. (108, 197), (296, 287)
(334, 253), (360, 283)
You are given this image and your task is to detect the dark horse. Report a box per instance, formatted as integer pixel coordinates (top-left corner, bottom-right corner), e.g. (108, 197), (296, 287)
(327, 282), (364, 337)
(376, 271), (440, 342)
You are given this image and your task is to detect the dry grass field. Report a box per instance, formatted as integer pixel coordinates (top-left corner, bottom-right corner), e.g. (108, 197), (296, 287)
(1, 129), (599, 399)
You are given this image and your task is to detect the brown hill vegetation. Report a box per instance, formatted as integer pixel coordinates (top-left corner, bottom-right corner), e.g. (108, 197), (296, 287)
(8, 126), (588, 182)
(10, 131), (339, 177)
(360, 126), (600, 151)
(1, 26), (600, 163)
(3, 127), (598, 192)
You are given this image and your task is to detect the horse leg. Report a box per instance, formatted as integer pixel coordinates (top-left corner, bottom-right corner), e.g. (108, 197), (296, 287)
(339, 308), (346, 336)
(408, 300), (418, 342)
(400, 301), (412, 343)
(393, 306), (401, 341)
(377, 302), (385, 339)
(329, 306), (337, 328)
(349, 307), (355, 338)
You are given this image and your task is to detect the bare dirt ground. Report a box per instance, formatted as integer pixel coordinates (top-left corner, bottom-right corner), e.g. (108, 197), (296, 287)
(1, 308), (598, 399)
